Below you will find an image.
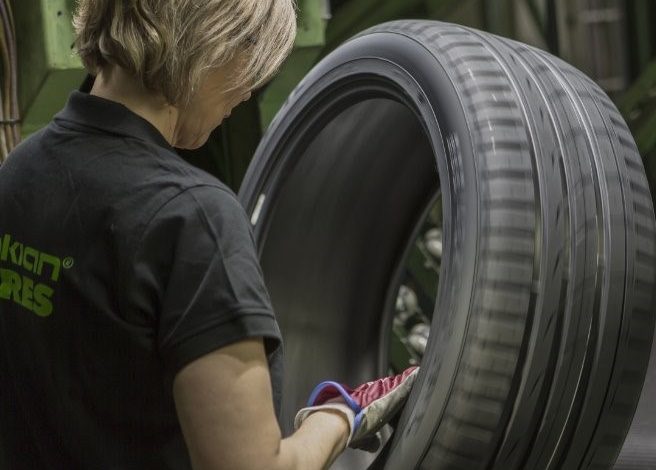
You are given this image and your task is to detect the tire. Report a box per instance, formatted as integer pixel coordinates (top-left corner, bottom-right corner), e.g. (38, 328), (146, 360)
(238, 20), (656, 469)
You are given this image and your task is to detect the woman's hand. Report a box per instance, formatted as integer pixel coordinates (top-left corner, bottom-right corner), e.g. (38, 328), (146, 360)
(295, 367), (420, 451)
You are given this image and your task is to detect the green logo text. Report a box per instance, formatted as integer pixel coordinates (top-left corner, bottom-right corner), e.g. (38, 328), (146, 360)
(0, 234), (71, 317)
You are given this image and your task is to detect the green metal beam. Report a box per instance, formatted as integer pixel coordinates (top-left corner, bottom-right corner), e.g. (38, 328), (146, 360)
(14, 0), (85, 137)
(258, 0), (328, 129)
(296, 0), (328, 47)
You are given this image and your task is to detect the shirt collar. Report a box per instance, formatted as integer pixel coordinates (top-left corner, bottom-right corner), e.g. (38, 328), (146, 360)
(54, 91), (173, 151)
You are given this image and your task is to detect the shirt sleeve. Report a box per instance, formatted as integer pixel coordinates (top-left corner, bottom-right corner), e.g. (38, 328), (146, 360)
(130, 184), (281, 377)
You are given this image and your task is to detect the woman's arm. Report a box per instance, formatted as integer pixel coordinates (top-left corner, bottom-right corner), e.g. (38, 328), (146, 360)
(173, 338), (349, 470)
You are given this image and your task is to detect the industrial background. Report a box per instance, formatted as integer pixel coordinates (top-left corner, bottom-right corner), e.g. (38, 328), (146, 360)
(1, 0), (656, 468)
(0, 0), (654, 196)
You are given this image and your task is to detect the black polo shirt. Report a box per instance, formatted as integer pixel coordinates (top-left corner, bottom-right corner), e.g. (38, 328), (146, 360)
(0, 91), (283, 469)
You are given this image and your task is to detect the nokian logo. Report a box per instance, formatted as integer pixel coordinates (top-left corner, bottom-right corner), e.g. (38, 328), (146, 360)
(0, 234), (73, 317)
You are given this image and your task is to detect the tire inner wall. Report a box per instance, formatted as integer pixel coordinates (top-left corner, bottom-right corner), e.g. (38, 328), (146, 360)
(258, 97), (438, 467)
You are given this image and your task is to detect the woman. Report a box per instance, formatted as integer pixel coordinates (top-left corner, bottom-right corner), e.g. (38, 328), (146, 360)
(0, 1), (417, 468)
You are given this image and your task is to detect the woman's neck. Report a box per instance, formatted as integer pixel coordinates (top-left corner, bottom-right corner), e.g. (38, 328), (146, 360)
(89, 66), (179, 145)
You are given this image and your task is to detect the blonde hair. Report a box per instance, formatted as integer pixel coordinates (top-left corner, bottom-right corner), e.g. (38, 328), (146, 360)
(73, 0), (297, 105)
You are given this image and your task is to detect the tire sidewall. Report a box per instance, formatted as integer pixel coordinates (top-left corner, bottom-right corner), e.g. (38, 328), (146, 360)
(239, 31), (483, 467)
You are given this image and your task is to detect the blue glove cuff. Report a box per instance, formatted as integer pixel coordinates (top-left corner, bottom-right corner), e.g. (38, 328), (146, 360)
(307, 381), (360, 411)
(307, 381), (364, 430)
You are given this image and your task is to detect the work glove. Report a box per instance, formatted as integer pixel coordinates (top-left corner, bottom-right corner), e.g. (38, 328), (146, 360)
(294, 367), (419, 451)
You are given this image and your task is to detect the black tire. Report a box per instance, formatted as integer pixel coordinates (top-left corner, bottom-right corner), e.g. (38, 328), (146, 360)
(238, 20), (656, 469)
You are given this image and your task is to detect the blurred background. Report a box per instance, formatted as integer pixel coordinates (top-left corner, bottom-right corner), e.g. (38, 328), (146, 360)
(0, 0), (655, 195)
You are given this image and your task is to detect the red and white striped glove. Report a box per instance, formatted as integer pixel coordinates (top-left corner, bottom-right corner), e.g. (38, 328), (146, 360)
(294, 367), (419, 451)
